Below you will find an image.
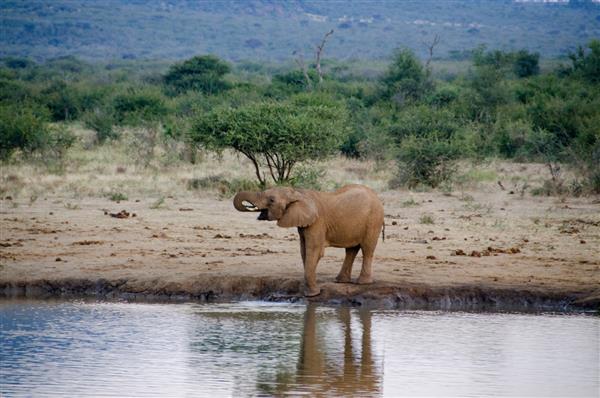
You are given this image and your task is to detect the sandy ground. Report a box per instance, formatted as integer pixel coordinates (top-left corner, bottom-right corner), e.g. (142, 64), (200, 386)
(1, 185), (599, 309)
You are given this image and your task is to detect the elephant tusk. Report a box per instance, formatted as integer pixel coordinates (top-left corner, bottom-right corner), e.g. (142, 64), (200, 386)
(242, 200), (259, 211)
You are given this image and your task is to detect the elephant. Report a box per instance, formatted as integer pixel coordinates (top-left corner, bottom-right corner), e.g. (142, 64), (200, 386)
(233, 184), (385, 297)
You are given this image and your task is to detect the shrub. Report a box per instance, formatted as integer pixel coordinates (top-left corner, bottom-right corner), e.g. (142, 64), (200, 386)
(419, 214), (435, 224)
(272, 70), (318, 93)
(287, 164), (326, 190)
(40, 80), (82, 121)
(0, 102), (51, 159)
(112, 87), (168, 125)
(164, 55), (231, 94)
(82, 107), (118, 143)
(108, 191), (128, 201)
(388, 105), (460, 141)
(513, 50), (540, 78)
(392, 134), (460, 188)
(566, 39), (600, 84)
(379, 48), (430, 104)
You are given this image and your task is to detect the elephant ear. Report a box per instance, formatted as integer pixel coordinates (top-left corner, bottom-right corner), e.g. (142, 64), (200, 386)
(277, 194), (318, 228)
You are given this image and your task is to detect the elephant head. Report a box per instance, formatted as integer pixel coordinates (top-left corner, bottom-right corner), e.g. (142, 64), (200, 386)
(233, 188), (318, 228)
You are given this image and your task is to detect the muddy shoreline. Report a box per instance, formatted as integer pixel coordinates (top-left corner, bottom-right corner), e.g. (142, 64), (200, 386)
(2, 277), (597, 312)
(2, 189), (599, 314)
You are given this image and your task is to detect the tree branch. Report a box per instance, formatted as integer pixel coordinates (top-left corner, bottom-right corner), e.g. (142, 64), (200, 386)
(264, 152), (278, 183)
(315, 29), (334, 84)
(239, 148), (265, 187)
(424, 34), (440, 71)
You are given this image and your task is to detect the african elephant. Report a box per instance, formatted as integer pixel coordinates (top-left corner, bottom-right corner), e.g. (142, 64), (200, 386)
(233, 184), (385, 296)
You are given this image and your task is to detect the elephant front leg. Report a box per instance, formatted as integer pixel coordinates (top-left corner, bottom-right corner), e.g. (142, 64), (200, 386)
(335, 246), (359, 283)
(303, 241), (323, 297)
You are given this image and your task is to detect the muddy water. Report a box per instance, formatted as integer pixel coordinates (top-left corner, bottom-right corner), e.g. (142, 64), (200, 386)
(0, 300), (597, 397)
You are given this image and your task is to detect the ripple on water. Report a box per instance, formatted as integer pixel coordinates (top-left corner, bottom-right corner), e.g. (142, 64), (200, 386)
(0, 300), (598, 397)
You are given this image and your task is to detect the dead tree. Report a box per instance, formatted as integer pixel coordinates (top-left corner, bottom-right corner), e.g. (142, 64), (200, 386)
(424, 34), (440, 71)
(315, 29), (334, 84)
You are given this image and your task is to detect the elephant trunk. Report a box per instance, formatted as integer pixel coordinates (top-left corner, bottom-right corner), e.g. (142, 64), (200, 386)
(233, 191), (264, 212)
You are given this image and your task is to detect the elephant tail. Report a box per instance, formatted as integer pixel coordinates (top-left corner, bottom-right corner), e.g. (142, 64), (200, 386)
(381, 222), (385, 243)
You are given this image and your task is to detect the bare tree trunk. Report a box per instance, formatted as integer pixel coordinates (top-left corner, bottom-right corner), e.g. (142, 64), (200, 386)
(424, 34), (440, 73)
(315, 29), (334, 84)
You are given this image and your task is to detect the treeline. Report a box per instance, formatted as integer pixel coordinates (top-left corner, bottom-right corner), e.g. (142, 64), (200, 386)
(1, 40), (599, 194)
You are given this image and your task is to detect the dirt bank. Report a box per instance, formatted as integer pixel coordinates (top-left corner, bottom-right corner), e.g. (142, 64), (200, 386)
(1, 190), (599, 311)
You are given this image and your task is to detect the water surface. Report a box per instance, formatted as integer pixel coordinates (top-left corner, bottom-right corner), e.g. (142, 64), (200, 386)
(1, 300), (598, 397)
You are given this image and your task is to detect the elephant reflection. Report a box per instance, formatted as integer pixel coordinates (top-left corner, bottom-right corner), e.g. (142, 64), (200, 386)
(266, 303), (382, 397)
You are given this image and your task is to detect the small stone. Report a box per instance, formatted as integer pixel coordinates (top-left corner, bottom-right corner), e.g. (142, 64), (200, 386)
(55, 257), (62, 262)
(580, 240), (586, 244)
(392, 221), (397, 226)
(426, 255), (436, 260)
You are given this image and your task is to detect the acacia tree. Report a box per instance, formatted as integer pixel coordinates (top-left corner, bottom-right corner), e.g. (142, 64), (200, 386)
(163, 55), (231, 94)
(190, 97), (347, 186)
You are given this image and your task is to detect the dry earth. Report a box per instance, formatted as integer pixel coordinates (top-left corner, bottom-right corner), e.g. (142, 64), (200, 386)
(1, 139), (599, 310)
(1, 182), (599, 310)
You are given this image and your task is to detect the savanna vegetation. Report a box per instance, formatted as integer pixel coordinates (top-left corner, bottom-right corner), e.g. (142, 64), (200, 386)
(1, 39), (599, 196)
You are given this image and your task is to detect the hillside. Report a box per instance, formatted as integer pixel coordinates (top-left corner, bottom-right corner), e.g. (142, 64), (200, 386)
(1, 0), (599, 62)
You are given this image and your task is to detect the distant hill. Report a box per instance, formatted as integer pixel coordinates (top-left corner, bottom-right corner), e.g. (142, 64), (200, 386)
(1, 0), (599, 62)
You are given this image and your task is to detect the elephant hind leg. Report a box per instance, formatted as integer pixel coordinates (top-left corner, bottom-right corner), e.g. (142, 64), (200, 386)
(356, 228), (380, 284)
(335, 245), (360, 283)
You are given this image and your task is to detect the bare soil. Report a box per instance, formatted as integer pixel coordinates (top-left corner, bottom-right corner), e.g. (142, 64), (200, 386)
(1, 188), (599, 310)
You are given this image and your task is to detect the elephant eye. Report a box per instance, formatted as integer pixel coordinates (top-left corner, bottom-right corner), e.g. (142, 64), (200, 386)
(268, 197), (275, 203)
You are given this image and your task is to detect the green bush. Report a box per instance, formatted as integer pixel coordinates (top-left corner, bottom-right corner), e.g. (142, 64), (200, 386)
(566, 39), (600, 84)
(0, 102), (50, 159)
(112, 87), (168, 125)
(0, 102), (75, 160)
(388, 105), (460, 141)
(379, 48), (431, 104)
(40, 80), (81, 121)
(392, 134), (460, 188)
(83, 107), (118, 143)
(164, 55), (231, 95)
(271, 70), (318, 93)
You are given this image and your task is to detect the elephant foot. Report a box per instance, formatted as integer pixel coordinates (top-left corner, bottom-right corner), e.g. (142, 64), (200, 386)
(334, 275), (352, 284)
(355, 276), (373, 285)
(304, 287), (322, 297)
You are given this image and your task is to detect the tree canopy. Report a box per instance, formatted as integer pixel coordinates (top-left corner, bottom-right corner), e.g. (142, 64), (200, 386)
(190, 95), (347, 185)
(163, 55), (231, 94)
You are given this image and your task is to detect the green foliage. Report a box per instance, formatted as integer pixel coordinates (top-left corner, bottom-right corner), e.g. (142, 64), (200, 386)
(164, 55), (231, 95)
(513, 50), (540, 78)
(112, 86), (168, 125)
(287, 164), (326, 190)
(271, 70), (318, 93)
(393, 134), (460, 188)
(419, 214), (435, 224)
(40, 80), (81, 121)
(191, 95), (347, 185)
(82, 107), (117, 143)
(0, 102), (74, 160)
(379, 48), (430, 104)
(388, 105), (460, 141)
(108, 191), (128, 201)
(0, 102), (50, 159)
(567, 39), (600, 83)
